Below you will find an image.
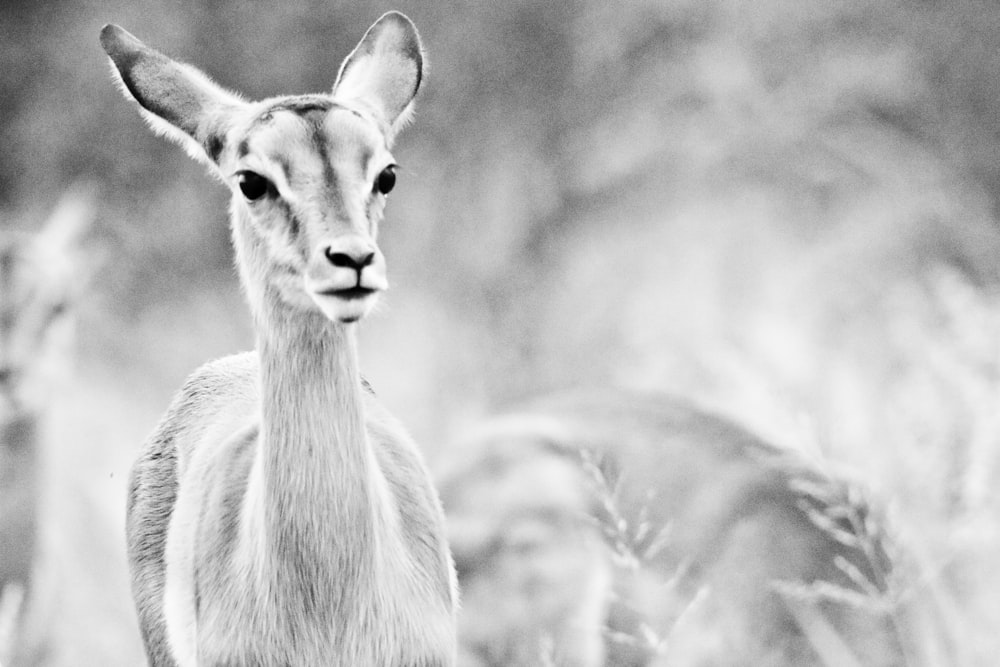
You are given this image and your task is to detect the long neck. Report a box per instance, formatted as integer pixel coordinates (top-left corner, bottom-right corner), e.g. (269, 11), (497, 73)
(252, 296), (381, 612)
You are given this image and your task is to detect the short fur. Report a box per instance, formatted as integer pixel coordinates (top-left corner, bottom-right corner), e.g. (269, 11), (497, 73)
(102, 13), (457, 666)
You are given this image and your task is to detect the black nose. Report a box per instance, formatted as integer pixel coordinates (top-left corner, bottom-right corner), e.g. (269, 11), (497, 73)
(324, 248), (375, 271)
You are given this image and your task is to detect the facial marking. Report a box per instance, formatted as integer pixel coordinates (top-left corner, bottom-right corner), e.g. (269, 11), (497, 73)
(232, 99), (396, 321)
(267, 96), (336, 116)
(320, 109), (392, 223)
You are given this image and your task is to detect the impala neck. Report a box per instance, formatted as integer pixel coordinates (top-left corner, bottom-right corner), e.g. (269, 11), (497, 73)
(253, 292), (380, 604)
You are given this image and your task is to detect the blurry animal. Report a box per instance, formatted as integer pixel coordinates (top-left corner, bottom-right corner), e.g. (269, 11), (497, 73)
(439, 390), (917, 667)
(0, 187), (96, 665)
(101, 12), (457, 666)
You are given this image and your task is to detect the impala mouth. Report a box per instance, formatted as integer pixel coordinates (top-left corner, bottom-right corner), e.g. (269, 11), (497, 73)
(317, 286), (377, 300)
(307, 281), (382, 323)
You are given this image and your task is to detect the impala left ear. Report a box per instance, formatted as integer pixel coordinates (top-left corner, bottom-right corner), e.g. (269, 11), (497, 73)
(100, 23), (246, 172)
(333, 12), (424, 136)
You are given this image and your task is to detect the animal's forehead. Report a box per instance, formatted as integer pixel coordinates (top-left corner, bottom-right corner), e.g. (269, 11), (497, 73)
(236, 97), (385, 167)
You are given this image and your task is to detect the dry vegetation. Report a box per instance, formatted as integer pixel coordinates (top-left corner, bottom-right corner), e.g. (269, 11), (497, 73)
(1, 0), (1000, 664)
(439, 391), (951, 666)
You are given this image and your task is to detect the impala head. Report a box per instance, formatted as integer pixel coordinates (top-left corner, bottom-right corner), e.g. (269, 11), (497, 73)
(100, 13), (423, 323)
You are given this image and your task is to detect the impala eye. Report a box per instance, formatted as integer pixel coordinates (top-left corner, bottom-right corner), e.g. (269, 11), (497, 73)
(238, 171), (272, 201)
(375, 165), (396, 195)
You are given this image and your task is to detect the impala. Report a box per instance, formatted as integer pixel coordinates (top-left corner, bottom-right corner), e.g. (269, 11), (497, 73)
(101, 13), (457, 665)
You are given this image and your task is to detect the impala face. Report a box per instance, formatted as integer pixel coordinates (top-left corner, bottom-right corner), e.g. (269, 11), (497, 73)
(100, 11), (422, 326)
(227, 99), (397, 324)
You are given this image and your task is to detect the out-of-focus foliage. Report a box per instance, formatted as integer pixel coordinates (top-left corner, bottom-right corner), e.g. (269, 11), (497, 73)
(439, 391), (932, 666)
(3, 0), (1000, 664)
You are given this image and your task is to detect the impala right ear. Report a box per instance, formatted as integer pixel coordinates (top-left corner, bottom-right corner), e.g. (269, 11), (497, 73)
(333, 12), (424, 138)
(100, 24), (246, 170)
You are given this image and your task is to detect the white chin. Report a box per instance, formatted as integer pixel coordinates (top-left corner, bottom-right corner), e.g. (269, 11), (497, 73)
(311, 292), (377, 323)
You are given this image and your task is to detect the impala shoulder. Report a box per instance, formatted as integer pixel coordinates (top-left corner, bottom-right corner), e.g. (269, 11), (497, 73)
(178, 351), (259, 404)
(164, 352), (258, 426)
(364, 396), (430, 490)
(134, 352), (259, 478)
(365, 396), (455, 602)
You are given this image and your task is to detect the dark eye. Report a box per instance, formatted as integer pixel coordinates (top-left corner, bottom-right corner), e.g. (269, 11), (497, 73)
(375, 166), (396, 195)
(238, 171), (272, 201)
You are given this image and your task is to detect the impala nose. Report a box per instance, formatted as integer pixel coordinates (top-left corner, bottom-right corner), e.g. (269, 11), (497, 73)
(312, 236), (387, 294)
(324, 246), (375, 272)
(322, 236), (377, 274)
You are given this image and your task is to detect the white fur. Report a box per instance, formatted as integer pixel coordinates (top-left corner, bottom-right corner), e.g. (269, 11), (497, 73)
(333, 12), (423, 139)
(108, 14), (456, 666)
(105, 59), (244, 180)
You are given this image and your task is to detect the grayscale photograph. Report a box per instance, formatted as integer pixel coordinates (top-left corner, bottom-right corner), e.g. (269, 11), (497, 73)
(0, 1), (995, 665)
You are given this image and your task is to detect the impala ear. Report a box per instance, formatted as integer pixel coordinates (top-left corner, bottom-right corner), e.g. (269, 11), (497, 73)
(333, 12), (424, 137)
(100, 24), (245, 170)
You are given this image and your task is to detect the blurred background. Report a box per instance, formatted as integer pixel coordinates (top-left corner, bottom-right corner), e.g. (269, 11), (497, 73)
(2, 0), (1000, 663)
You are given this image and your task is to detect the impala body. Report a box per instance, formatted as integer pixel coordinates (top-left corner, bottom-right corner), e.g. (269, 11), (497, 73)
(101, 13), (457, 666)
